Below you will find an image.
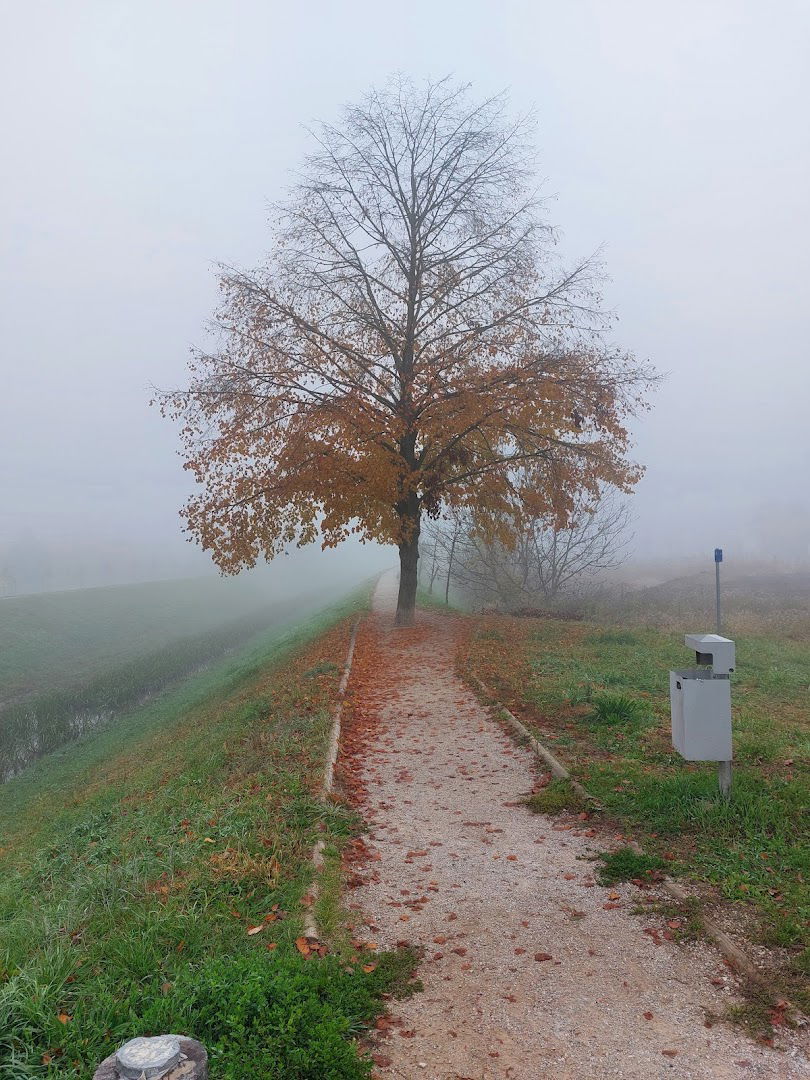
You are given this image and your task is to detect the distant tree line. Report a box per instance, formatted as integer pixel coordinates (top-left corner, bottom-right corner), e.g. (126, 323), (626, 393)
(420, 486), (632, 612)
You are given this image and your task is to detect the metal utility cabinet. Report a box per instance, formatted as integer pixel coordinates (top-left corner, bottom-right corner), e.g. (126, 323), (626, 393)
(670, 634), (735, 762)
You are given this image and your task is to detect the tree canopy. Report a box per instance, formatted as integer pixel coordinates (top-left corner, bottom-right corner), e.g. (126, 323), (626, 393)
(160, 76), (654, 623)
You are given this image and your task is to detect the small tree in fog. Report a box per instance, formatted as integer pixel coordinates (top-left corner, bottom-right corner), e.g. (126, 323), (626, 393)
(422, 513), (465, 604)
(444, 491), (632, 610)
(160, 77), (652, 625)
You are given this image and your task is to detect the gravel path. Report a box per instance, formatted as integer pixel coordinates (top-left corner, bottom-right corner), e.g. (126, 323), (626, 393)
(342, 573), (808, 1080)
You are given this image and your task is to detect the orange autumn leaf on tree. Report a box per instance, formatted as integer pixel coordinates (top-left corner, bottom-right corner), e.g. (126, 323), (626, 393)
(159, 77), (654, 625)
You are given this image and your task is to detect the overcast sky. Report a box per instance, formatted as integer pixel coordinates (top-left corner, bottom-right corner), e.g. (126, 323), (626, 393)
(2, 0), (808, 587)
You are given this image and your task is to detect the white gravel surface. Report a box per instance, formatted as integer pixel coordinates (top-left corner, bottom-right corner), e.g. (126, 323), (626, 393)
(345, 573), (808, 1080)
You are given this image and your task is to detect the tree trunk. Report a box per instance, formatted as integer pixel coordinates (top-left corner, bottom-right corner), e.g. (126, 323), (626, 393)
(445, 526), (458, 606)
(395, 533), (419, 626)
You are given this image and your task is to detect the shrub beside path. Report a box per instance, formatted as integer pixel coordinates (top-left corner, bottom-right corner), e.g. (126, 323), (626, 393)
(340, 572), (808, 1079)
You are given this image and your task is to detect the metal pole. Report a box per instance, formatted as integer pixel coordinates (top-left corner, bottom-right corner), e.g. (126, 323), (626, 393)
(718, 759), (732, 798)
(714, 547), (731, 798)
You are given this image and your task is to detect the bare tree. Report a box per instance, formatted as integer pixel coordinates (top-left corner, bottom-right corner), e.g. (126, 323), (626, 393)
(450, 491), (632, 610)
(421, 513), (469, 604)
(418, 528), (441, 595)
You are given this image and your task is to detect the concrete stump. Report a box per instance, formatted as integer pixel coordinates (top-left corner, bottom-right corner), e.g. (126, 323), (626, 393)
(93, 1035), (208, 1080)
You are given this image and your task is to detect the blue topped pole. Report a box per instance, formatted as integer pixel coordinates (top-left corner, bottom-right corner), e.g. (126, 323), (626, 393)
(713, 548), (731, 797)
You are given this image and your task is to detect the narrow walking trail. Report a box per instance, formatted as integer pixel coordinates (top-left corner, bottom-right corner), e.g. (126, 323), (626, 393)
(339, 573), (808, 1080)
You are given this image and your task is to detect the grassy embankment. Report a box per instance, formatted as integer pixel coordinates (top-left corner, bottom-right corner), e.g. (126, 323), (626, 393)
(458, 613), (809, 1012)
(0, 576), (350, 780)
(0, 586), (416, 1079)
(0, 576), (290, 701)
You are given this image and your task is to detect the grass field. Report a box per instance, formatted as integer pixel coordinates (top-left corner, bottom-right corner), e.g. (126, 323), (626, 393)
(459, 611), (809, 1012)
(0, 574), (360, 780)
(0, 573), (339, 705)
(0, 585), (417, 1079)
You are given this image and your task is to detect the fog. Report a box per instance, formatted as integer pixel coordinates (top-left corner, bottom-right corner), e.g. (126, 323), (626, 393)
(2, 0), (809, 594)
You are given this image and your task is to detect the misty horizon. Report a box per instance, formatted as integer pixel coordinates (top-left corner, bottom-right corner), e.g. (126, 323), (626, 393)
(2, 1), (809, 593)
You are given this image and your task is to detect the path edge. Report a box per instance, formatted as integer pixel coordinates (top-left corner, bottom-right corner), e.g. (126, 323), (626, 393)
(469, 674), (805, 1023)
(302, 615), (361, 939)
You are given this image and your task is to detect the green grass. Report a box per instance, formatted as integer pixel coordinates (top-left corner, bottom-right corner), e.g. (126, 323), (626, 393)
(598, 848), (668, 885)
(0, 611), (283, 781)
(0, 575), (291, 701)
(583, 630), (641, 647)
(416, 587), (460, 613)
(304, 661), (342, 678)
(0, 587), (418, 1078)
(461, 612), (810, 1008)
(0, 575), (367, 780)
(587, 692), (651, 727)
(525, 779), (588, 815)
